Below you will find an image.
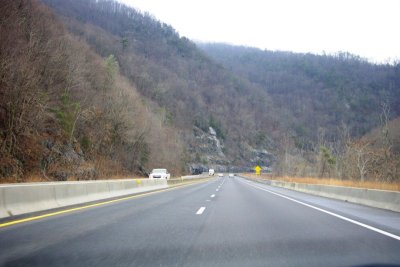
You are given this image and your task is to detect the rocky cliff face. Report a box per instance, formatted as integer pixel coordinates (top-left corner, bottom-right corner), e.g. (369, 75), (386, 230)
(41, 140), (97, 181)
(188, 127), (274, 174)
(188, 126), (228, 174)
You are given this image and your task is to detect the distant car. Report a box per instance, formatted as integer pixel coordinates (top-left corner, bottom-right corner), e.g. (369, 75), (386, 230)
(228, 173), (234, 178)
(218, 173), (224, 177)
(149, 168), (170, 179)
(209, 169), (215, 176)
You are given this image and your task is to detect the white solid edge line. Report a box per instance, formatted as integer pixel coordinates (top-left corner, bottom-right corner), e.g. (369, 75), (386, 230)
(240, 179), (400, 241)
(196, 207), (206, 215)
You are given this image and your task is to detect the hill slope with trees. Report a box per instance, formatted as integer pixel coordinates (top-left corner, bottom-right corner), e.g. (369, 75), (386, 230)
(0, 0), (184, 181)
(199, 43), (400, 141)
(42, 0), (283, 169)
(1, 0), (399, 182)
(198, 43), (400, 181)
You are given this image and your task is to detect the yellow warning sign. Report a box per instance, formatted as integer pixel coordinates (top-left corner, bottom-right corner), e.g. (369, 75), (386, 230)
(254, 165), (261, 175)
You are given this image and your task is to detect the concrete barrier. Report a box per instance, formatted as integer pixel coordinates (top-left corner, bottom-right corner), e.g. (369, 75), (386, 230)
(0, 179), (168, 218)
(85, 181), (110, 202)
(55, 183), (88, 207)
(181, 174), (211, 179)
(0, 187), (8, 218)
(107, 180), (128, 197)
(3, 184), (58, 216)
(243, 176), (400, 212)
(131, 179), (166, 193)
(167, 174), (212, 185)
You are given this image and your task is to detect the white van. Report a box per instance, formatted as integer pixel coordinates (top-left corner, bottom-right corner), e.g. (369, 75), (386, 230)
(208, 169), (215, 176)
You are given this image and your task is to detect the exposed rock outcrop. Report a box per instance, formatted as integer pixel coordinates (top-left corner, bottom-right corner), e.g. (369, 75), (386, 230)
(188, 126), (274, 173)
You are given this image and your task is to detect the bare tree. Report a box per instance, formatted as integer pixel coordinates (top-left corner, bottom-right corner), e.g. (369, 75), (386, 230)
(380, 101), (392, 156)
(353, 140), (371, 182)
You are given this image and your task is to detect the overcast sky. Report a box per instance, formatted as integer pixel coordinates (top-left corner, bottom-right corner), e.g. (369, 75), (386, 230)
(119, 0), (400, 63)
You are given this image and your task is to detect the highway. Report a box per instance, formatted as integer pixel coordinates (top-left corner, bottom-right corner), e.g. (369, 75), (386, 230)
(0, 176), (400, 266)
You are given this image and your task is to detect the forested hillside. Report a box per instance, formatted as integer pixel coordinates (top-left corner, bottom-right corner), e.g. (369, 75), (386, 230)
(199, 43), (400, 141)
(199, 44), (400, 181)
(42, 0), (283, 168)
(0, 0), (184, 181)
(1, 0), (399, 182)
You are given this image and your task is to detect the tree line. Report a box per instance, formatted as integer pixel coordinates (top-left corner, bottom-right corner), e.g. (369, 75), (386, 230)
(0, 0), (184, 181)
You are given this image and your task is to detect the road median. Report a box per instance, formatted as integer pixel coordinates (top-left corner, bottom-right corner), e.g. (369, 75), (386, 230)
(167, 174), (212, 186)
(0, 175), (213, 219)
(0, 179), (167, 219)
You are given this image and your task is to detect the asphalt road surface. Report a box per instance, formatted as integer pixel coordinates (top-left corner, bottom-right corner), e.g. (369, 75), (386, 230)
(1, 176), (400, 266)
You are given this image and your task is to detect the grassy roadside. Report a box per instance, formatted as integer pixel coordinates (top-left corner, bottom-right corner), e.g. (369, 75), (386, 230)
(241, 173), (400, 192)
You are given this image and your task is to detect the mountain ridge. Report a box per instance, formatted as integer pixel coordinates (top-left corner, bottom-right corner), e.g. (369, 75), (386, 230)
(1, 0), (398, 182)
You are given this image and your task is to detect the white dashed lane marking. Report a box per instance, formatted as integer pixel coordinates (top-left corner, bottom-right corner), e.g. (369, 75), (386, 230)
(196, 207), (206, 215)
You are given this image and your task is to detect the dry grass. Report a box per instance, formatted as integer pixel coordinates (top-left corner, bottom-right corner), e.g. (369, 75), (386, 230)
(242, 173), (400, 192)
(25, 175), (48, 183)
(0, 174), (49, 184)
